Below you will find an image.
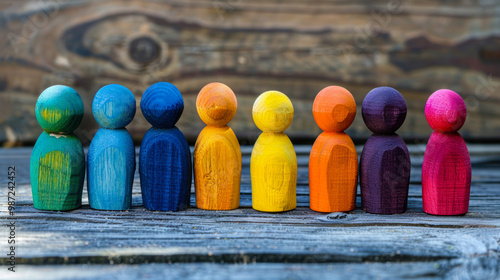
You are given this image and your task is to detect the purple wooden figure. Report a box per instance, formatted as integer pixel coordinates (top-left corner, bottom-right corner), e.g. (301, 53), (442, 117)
(360, 87), (411, 214)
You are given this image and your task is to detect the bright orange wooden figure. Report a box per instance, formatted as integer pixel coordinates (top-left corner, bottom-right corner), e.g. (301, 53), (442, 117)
(194, 82), (241, 210)
(309, 86), (358, 212)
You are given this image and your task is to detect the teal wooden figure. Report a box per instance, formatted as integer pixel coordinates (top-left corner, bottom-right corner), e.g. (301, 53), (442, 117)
(30, 85), (85, 211)
(87, 84), (136, 210)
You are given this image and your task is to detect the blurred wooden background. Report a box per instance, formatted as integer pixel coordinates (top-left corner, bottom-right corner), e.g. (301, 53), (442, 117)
(1, 0), (500, 146)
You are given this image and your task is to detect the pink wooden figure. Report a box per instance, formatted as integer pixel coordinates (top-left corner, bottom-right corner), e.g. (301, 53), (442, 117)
(422, 89), (471, 215)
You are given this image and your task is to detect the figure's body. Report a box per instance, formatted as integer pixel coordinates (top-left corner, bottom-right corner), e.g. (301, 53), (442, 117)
(360, 134), (410, 214)
(140, 127), (191, 211)
(309, 132), (357, 212)
(87, 84), (136, 210)
(422, 89), (470, 215)
(31, 131), (85, 210)
(309, 86), (358, 213)
(422, 132), (471, 215)
(194, 126), (241, 210)
(251, 132), (297, 212)
(30, 85), (85, 211)
(194, 82), (241, 210)
(360, 87), (410, 214)
(88, 128), (135, 210)
(251, 90), (297, 212)
(140, 82), (192, 211)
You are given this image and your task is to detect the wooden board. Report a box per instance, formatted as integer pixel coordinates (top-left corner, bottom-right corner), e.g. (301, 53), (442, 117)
(2, 0), (500, 146)
(1, 145), (500, 279)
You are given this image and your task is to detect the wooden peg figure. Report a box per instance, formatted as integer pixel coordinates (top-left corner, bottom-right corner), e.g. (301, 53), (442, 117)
(140, 82), (191, 211)
(309, 86), (358, 213)
(251, 91), (297, 212)
(30, 85), (85, 211)
(422, 89), (471, 215)
(87, 84), (136, 210)
(194, 82), (241, 210)
(360, 87), (411, 214)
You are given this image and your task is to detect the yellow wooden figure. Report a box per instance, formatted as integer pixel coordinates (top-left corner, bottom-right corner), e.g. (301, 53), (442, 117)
(251, 90), (297, 212)
(194, 82), (241, 210)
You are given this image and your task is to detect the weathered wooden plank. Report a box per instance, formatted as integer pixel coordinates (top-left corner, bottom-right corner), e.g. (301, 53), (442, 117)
(3, 260), (498, 280)
(2, 183), (500, 261)
(1, 0), (500, 146)
(0, 145), (499, 279)
(0, 204), (499, 278)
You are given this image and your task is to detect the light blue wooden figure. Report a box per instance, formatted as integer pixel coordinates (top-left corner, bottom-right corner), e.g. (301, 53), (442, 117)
(87, 84), (136, 210)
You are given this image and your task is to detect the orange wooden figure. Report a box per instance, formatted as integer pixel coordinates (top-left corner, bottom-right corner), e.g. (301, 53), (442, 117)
(309, 86), (358, 212)
(194, 82), (242, 210)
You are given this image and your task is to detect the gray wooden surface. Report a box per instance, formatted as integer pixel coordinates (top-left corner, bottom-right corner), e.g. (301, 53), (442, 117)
(0, 145), (499, 280)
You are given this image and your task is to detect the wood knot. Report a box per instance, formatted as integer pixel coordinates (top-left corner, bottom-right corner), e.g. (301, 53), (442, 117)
(319, 212), (356, 222)
(326, 212), (349, 220)
(128, 36), (160, 64)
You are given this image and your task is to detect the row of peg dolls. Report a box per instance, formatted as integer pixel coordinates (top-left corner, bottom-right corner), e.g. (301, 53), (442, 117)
(30, 82), (471, 216)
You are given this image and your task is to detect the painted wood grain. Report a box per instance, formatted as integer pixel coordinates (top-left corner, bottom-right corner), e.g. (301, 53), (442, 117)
(140, 82), (184, 128)
(360, 87), (410, 214)
(87, 128), (135, 210)
(360, 134), (411, 214)
(194, 83), (241, 210)
(87, 84), (136, 210)
(196, 83), (237, 128)
(140, 82), (191, 211)
(30, 85), (85, 211)
(34, 85), (84, 134)
(422, 132), (471, 216)
(425, 89), (467, 133)
(251, 91), (297, 212)
(309, 86), (357, 213)
(361, 87), (407, 135)
(30, 131), (85, 211)
(91, 84), (136, 129)
(422, 89), (471, 216)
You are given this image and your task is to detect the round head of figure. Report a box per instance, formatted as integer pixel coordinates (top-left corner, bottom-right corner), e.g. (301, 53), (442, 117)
(362, 87), (407, 134)
(196, 82), (237, 127)
(35, 85), (84, 134)
(141, 82), (184, 128)
(313, 86), (356, 132)
(252, 90), (294, 133)
(92, 84), (136, 129)
(425, 89), (466, 133)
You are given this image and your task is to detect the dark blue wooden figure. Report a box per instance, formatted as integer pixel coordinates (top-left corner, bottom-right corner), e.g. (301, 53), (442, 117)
(87, 84), (136, 210)
(360, 87), (411, 214)
(140, 82), (191, 211)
